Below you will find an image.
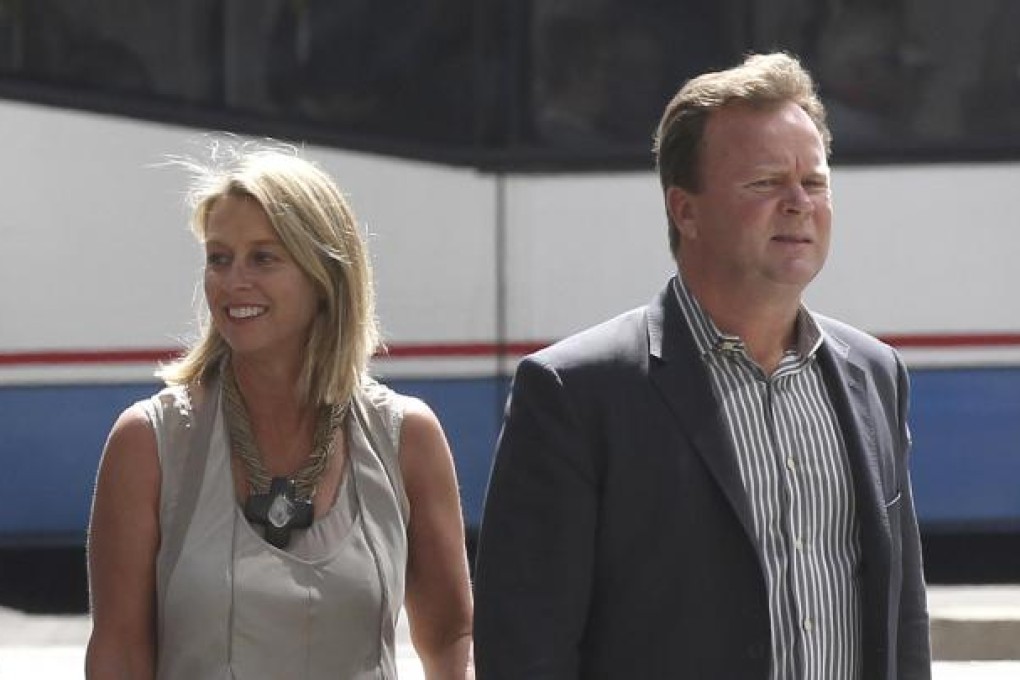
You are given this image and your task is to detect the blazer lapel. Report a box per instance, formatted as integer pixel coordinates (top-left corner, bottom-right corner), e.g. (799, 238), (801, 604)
(646, 281), (757, 542)
(816, 332), (893, 577)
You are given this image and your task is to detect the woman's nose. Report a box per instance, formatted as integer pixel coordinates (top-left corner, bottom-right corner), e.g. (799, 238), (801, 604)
(224, 260), (254, 288)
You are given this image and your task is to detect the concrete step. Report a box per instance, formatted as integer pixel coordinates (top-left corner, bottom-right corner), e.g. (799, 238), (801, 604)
(929, 585), (1020, 661)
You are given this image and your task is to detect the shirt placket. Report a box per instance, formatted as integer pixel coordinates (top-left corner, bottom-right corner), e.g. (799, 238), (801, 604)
(769, 360), (812, 680)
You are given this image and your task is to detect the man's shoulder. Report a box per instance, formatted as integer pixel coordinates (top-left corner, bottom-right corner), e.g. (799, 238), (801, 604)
(529, 305), (650, 373)
(814, 312), (899, 367)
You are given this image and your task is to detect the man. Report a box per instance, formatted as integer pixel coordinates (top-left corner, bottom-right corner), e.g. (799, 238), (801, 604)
(473, 53), (931, 679)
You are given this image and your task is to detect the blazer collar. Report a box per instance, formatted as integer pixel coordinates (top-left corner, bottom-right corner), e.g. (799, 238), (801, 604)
(647, 277), (757, 540)
(649, 281), (892, 571)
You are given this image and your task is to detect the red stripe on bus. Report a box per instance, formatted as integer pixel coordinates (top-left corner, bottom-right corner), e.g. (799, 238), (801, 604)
(0, 344), (547, 365)
(378, 342), (547, 358)
(880, 333), (1020, 348)
(0, 349), (184, 365)
(0, 334), (1019, 366)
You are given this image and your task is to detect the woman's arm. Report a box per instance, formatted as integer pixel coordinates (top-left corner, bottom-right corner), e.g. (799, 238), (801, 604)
(399, 398), (474, 679)
(85, 404), (161, 680)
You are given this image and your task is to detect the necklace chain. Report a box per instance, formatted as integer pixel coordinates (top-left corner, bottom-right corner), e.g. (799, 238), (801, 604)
(222, 363), (346, 501)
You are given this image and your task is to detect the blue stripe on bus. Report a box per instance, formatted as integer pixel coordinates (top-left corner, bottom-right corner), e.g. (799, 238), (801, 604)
(0, 367), (1017, 544)
(0, 378), (510, 545)
(909, 367), (1020, 531)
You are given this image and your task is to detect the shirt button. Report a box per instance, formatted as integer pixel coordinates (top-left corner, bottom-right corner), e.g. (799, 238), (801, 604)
(794, 538), (803, 551)
(786, 457), (796, 471)
(803, 617), (814, 632)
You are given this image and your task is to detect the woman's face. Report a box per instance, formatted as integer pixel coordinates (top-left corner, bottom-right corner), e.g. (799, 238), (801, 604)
(203, 194), (320, 365)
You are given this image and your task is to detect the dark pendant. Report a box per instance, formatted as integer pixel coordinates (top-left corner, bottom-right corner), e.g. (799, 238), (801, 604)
(244, 477), (314, 548)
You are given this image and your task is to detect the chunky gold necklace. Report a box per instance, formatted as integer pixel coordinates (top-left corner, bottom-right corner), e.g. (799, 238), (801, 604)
(221, 362), (346, 547)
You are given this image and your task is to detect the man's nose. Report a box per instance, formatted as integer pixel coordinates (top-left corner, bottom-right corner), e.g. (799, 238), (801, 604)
(782, 184), (814, 215)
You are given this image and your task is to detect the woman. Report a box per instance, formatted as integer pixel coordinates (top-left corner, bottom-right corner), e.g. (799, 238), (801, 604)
(86, 145), (473, 678)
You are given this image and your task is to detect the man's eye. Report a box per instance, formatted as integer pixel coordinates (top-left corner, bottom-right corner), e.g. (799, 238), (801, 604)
(206, 252), (229, 266)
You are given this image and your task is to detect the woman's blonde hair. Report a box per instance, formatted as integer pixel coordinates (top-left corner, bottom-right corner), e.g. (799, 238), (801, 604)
(158, 141), (380, 407)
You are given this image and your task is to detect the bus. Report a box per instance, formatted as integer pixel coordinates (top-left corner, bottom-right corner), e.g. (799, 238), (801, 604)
(1, 0), (1018, 549)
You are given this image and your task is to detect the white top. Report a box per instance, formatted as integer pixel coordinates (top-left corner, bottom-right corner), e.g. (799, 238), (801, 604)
(141, 378), (408, 680)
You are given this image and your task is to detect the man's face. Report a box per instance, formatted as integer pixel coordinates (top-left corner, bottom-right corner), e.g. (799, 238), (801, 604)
(673, 101), (832, 301)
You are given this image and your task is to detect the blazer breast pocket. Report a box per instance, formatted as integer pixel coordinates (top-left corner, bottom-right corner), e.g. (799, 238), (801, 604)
(883, 489), (903, 548)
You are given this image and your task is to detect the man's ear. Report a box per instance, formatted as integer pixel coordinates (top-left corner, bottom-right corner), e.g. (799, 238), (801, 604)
(665, 186), (697, 240)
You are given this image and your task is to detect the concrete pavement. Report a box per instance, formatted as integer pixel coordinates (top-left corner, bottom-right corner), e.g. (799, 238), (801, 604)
(3, 585), (1020, 678)
(929, 585), (1020, 661)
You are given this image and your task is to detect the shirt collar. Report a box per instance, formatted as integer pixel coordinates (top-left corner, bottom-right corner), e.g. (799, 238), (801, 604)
(672, 275), (824, 360)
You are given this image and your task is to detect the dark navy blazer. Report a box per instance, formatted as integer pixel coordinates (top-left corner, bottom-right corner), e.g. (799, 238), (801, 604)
(474, 278), (931, 679)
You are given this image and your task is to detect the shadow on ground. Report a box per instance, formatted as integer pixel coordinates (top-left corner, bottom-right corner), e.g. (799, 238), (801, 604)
(1, 533), (1018, 614)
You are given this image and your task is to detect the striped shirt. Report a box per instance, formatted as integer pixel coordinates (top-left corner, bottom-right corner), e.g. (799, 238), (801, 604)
(674, 278), (862, 680)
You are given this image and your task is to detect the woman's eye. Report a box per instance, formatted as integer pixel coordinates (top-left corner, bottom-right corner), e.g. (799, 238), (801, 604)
(206, 252), (229, 266)
(253, 250), (278, 265)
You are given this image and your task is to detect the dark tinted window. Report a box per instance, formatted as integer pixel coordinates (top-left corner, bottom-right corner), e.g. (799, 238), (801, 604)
(1, 0), (1017, 163)
(0, 0), (475, 147)
(237, 0), (475, 145)
(0, 0), (222, 102)
(525, 0), (739, 150)
(808, 0), (1020, 156)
